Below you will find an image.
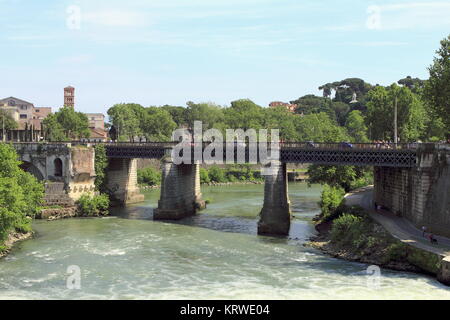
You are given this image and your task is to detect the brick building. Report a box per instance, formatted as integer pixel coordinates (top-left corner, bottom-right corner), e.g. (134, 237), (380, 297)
(64, 86), (75, 108)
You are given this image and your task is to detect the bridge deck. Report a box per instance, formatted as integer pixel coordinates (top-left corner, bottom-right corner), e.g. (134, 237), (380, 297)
(102, 142), (419, 167)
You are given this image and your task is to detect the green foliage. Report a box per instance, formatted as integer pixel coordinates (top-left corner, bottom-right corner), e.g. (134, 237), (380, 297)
(137, 167), (161, 186)
(330, 213), (369, 247)
(208, 166), (227, 183)
(365, 84), (426, 142)
(200, 168), (211, 184)
(308, 165), (372, 192)
(0, 110), (18, 130)
(187, 102), (225, 130)
(423, 34), (450, 130)
(345, 110), (369, 142)
(107, 103), (144, 141)
(94, 145), (108, 192)
(0, 144), (43, 245)
(76, 194), (110, 217)
(294, 113), (349, 142)
(319, 185), (345, 222)
(224, 99), (264, 131)
(43, 107), (90, 141)
(143, 107), (177, 141)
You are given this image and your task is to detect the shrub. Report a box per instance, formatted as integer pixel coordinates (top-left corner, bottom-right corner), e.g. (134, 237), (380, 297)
(137, 167), (161, 186)
(94, 144), (108, 192)
(0, 144), (44, 246)
(76, 194), (110, 217)
(208, 166), (227, 183)
(319, 184), (345, 221)
(330, 214), (368, 247)
(200, 168), (211, 184)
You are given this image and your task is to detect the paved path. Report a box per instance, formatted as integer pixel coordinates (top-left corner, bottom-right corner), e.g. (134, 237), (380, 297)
(345, 187), (450, 257)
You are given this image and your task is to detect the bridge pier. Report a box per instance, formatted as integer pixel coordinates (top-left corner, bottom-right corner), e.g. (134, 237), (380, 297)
(154, 158), (206, 220)
(258, 161), (291, 236)
(106, 158), (145, 205)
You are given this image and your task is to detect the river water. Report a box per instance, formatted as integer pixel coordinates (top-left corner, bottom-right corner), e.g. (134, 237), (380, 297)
(0, 183), (449, 300)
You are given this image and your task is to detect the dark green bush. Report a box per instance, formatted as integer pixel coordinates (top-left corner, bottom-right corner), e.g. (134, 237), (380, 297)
(319, 184), (345, 222)
(208, 166), (227, 183)
(200, 168), (211, 184)
(137, 167), (161, 186)
(76, 194), (110, 217)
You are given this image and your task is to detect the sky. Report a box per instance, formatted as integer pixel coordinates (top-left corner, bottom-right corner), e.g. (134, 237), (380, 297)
(0, 0), (449, 115)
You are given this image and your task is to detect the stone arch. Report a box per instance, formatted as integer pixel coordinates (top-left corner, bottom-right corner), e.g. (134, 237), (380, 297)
(54, 158), (63, 177)
(20, 161), (45, 181)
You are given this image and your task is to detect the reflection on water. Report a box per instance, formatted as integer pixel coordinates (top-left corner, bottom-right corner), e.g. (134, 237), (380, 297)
(0, 183), (449, 300)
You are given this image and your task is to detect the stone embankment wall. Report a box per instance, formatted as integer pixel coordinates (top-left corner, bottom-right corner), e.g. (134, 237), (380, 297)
(374, 145), (450, 237)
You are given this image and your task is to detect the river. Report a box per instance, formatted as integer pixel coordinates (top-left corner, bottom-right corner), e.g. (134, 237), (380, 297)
(0, 183), (449, 300)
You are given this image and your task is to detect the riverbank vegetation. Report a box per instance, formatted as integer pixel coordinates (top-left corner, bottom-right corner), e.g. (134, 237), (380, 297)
(137, 165), (263, 188)
(0, 144), (44, 252)
(200, 165), (263, 184)
(310, 186), (441, 274)
(76, 194), (110, 217)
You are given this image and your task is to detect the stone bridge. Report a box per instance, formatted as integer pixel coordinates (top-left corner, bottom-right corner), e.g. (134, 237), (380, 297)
(10, 142), (450, 238)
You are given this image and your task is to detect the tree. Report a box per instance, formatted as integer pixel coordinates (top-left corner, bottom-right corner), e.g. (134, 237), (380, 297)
(224, 99), (265, 131)
(365, 84), (426, 142)
(94, 144), (108, 192)
(186, 102), (224, 130)
(291, 95), (334, 118)
(0, 110), (18, 131)
(294, 113), (349, 142)
(398, 76), (425, 93)
(107, 104), (143, 141)
(345, 110), (369, 142)
(142, 107), (177, 141)
(263, 107), (297, 141)
(43, 107), (90, 141)
(308, 165), (372, 192)
(424, 35), (450, 130)
(0, 144), (43, 246)
(161, 105), (188, 127)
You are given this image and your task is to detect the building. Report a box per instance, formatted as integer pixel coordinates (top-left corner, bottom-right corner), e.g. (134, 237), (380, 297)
(64, 86), (75, 108)
(0, 96), (52, 141)
(86, 113), (105, 131)
(85, 113), (107, 141)
(269, 101), (298, 113)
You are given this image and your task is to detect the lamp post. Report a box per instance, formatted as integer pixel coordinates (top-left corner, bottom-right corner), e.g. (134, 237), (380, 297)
(394, 95), (398, 146)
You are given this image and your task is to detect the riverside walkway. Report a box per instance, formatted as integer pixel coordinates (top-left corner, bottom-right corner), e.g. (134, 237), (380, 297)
(345, 187), (450, 257)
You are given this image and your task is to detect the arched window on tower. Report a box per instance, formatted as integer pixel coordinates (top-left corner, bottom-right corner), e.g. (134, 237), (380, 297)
(54, 158), (63, 177)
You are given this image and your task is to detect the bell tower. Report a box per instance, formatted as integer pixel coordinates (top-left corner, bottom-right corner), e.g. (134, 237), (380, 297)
(64, 86), (75, 108)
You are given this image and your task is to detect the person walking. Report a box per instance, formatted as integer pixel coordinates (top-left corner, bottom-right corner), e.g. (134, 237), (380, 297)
(422, 226), (427, 237)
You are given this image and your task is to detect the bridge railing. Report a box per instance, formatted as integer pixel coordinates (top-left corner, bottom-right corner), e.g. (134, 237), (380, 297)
(9, 141), (443, 151)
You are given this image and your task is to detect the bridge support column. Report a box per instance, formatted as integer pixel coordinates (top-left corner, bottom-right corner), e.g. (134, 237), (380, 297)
(258, 161), (291, 236)
(154, 159), (206, 220)
(106, 158), (145, 205)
